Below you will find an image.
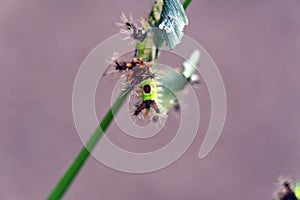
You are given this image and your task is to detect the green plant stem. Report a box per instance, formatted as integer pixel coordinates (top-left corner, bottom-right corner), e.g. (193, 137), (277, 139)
(47, 92), (127, 200)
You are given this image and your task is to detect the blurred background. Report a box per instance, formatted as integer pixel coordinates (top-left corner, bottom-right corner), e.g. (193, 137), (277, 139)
(1, 0), (300, 199)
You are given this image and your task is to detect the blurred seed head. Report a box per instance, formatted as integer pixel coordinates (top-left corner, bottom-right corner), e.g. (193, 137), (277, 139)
(274, 176), (298, 200)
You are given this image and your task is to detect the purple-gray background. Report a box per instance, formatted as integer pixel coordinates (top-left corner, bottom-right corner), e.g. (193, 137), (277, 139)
(1, 0), (300, 199)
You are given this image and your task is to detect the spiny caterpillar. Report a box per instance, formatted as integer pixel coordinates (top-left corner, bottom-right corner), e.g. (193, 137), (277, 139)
(108, 50), (201, 120)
